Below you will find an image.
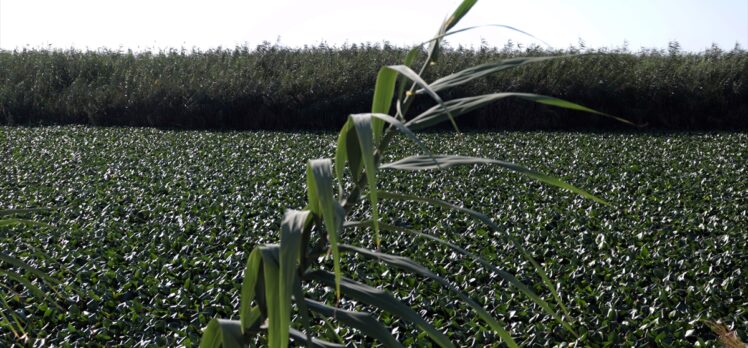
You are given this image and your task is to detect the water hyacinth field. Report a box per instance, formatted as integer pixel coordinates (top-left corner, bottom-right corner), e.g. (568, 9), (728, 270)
(1, 126), (745, 346)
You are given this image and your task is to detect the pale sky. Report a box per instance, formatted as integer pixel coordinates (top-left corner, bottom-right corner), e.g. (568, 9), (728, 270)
(1, 0), (746, 52)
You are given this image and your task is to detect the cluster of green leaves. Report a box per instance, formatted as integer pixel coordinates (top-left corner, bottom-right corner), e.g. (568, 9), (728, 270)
(1, 128), (746, 345)
(1, 36), (746, 130)
(0, 208), (63, 342)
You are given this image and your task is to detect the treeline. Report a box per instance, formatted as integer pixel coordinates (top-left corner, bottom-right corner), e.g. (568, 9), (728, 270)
(1, 43), (746, 130)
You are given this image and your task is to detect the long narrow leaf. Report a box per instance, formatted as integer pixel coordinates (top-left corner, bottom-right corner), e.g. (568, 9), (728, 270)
(0, 208), (50, 217)
(279, 210), (311, 346)
(0, 270), (47, 300)
(418, 24), (551, 53)
(334, 119), (364, 197)
(381, 155), (607, 204)
(345, 220), (577, 336)
(305, 299), (404, 347)
(425, 56), (556, 93)
(0, 218), (47, 228)
(406, 92), (637, 131)
(426, 0), (477, 65)
(199, 319), (244, 348)
(371, 68), (398, 142)
(259, 245), (283, 348)
(0, 253), (58, 286)
(240, 248), (263, 332)
(349, 115), (381, 248)
(289, 328), (346, 348)
(292, 278), (313, 348)
(379, 191), (572, 320)
(339, 244), (518, 347)
(381, 65), (459, 132)
(307, 270), (454, 348)
(396, 48), (422, 114)
(364, 113), (435, 162)
(307, 160), (344, 300)
(444, 0), (478, 31)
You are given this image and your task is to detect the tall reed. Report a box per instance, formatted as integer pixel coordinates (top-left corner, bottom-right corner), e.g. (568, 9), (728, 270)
(199, 1), (636, 346)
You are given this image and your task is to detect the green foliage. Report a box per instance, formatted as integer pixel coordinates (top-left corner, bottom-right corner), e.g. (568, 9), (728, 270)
(1, 42), (746, 130)
(1, 127), (746, 345)
(1, 1), (746, 346)
(193, 2), (653, 346)
(0, 208), (64, 342)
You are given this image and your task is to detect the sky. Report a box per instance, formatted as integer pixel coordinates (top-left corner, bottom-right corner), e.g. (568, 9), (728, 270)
(0, 0), (746, 52)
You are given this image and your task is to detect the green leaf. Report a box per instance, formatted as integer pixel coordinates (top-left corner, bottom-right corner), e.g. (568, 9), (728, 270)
(240, 248), (263, 332)
(0, 253), (58, 286)
(379, 191), (572, 322)
(307, 160), (344, 300)
(417, 24), (550, 53)
(406, 92), (637, 131)
(346, 220), (577, 337)
(396, 48), (422, 109)
(1, 269), (47, 300)
(279, 210), (311, 346)
(289, 328), (346, 348)
(305, 299), (404, 347)
(381, 155), (608, 205)
(307, 270), (454, 348)
(381, 65), (459, 132)
(426, 0), (477, 65)
(0, 208), (50, 217)
(349, 114), (380, 248)
(444, 0), (478, 31)
(371, 67), (398, 142)
(0, 218), (47, 228)
(199, 319), (244, 348)
(363, 113), (435, 161)
(334, 119), (363, 196)
(338, 244), (518, 347)
(425, 56), (556, 93)
(292, 278), (313, 348)
(259, 245), (283, 348)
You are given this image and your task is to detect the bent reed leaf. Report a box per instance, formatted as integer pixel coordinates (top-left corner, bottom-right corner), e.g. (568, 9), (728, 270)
(199, 319), (244, 348)
(279, 210), (312, 345)
(406, 92), (637, 130)
(307, 270), (454, 348)
(338, 244), (518, 347)
(381, 155), (608, 204)
(350, 114), (381, 248)
(345, 220), (577, 337)
(379, 190), (573, 321)
(306, 159), (344, 299)
(305, 299), (404, 347)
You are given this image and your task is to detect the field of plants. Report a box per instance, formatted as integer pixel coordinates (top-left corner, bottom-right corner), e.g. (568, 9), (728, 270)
(1, 44), (746, 130)
(1, 126), (745, 346)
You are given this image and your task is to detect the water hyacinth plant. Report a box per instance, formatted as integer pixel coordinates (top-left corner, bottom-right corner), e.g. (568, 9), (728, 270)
(200, 0), (635, 346)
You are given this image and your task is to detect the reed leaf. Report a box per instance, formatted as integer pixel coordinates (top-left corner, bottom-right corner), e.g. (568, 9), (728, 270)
(406, 92), (636, 130)
(381, 155), (607, 204)
(279, 210), (311, 346)
(350, 114), (380, 248)
(239, 248), (263, 332)
(339, 244), (518, 347)
(304, 299), (403, 347)
(307, 270), (454, 348)
(345, 220), (577, 336)
(306, 160), (344, 300)
(199, 319), (244, 348)
(379, 191), (572, 320)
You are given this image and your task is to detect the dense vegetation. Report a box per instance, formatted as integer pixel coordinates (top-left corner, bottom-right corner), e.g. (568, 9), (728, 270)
(1, 44), (746, 130)
(1, 127), (745, 346)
